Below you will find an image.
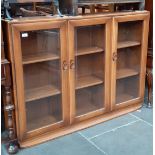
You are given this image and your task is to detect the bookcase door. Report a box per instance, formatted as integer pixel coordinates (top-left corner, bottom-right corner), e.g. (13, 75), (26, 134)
(111, 13), (149, 110)
(11, 20), (69, 140)
(68, 17), (111, 123)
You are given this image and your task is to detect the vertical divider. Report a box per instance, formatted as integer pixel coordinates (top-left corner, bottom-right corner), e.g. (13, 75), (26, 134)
(60, 21), (70, 125)
(68, 21), (76, 124)
(111, 18), (118, 111)
(104, 18), (112, 112)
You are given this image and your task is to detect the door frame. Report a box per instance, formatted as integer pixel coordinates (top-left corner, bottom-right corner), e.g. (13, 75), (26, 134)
(11, 20), (69, 140)
(111, 13), (150, 110)
(68, 17), (112, 123)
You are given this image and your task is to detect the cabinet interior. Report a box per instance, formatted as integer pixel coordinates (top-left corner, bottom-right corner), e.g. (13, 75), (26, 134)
(76, 85), (104, 116)
(117, 46), (141, 79)
(116, 20), (142, 104)
(20, 29), (60, 65)
(116, 75), (139, 104)
(23, 61), (61, 102)
(117, 20), (143, 47)
(26, 95), (62, 131)
(75, 25), (105, 54)
(74, 24), (105, 116)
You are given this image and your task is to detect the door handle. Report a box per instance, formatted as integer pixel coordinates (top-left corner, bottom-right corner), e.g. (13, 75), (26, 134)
(112, 52), (117, 62)
(62, 61), (68, 70)
(70, 60), (75, 69)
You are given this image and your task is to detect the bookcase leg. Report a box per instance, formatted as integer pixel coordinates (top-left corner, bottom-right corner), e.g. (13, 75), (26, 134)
(7, 140), (19, 154)
(146, 69), (152, 108)
(4, 86), (19, 154)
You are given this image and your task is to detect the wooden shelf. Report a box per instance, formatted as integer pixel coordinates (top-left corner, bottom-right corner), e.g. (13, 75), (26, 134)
(76, 100), (102, 116)
(76, 46), (103, 56)
(116, 94), (134, 104)
(76, 75), (103, 90)
(118, 41), (141, 49)
(117, 68), (139, 79)
(23, 52), (59, 65)
(25, 85), (60, 102)
(27, 114), (61, 131)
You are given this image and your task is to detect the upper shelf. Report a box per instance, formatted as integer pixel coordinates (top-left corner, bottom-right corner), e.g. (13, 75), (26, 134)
(25, 85), (61, 102)
(76, 46), (104, 56)
(23, 52), (59, 65)
(117, 41), (141, 49)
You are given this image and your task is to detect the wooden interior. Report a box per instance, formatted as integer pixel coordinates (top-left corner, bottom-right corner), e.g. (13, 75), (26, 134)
(2, 11), (149, 148)
(23, 61), (61, 102)
(75, 25), (105, 51)
(21, 29), (60, 64)
(74, 25), (105, 117)
(115, 20), (142, 105)
(117, 46), (141, 77)
(116, 75), (139, 104)
(26, 95), (62, 131)
(76, 85), (104, 116)
(117, 20), (142, 43)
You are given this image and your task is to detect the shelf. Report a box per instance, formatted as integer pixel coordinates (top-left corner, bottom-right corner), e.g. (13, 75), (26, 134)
(76, 100), (102, 116)
(76, 75), (103, 90)
(116, 94), (134, 104)
(76, 46), (103, 56)
(27, 114), (61, 131)
(118, 41), (141, 49)
(25, 85), (60, 102)
(116, 68), (139, 79)
(23, 52), (59, 65)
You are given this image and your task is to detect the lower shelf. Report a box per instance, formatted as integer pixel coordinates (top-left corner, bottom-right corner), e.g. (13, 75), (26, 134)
(116, 94), (134, 104)
(27, 114), (61, 131)
(76, 99), (103, 116)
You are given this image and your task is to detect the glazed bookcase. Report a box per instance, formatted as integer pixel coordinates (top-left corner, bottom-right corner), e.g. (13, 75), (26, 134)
(3, 10), (149, 147)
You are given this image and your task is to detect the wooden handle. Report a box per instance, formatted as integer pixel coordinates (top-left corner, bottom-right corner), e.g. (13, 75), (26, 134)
(112, 52), (117, 61)
(62, 61), (68, 70)
(70, 60), (75, 69)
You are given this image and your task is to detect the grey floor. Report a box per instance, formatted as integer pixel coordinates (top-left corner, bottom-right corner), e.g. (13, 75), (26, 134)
(1, 93), (153, 155)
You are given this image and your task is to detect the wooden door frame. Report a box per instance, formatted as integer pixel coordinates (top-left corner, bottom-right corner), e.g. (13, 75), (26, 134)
(68, 17), (112, 124)
(111, 13), (150, 110)
(11, 20), (69, 140)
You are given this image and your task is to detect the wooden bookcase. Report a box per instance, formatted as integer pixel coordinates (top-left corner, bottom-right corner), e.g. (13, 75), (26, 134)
(3, 11), (149, 147)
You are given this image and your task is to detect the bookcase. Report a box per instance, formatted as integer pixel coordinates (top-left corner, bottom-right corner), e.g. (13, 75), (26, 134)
(3, 11), (149, 148)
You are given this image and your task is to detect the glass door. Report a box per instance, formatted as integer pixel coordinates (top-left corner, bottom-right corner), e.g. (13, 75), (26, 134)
(11, 20), (68, 139)
(111, 14), (149, 110)
(69, 17), (111, 123)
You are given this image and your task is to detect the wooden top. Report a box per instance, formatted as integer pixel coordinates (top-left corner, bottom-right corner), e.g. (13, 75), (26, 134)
(3, 10), (149, 24)
(78, 0), (144, 5)
(7, 0), (52, 3)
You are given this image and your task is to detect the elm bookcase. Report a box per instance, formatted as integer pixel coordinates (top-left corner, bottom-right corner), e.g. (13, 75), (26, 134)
(3, 10), (149, 148)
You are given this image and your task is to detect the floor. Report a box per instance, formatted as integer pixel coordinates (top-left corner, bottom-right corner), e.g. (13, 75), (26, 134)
(1, 92), (153, 155)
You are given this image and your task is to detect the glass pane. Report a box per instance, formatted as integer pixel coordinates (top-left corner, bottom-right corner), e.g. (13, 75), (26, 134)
(21, 29), (60, 64)
(116, 21), (142, 104)
(116, 76), (139, 104)
(20, 29), (62, 131)
(26, 96), (62, 131)
(75, 25), (105, 116)
(118, 21), (142, 43)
